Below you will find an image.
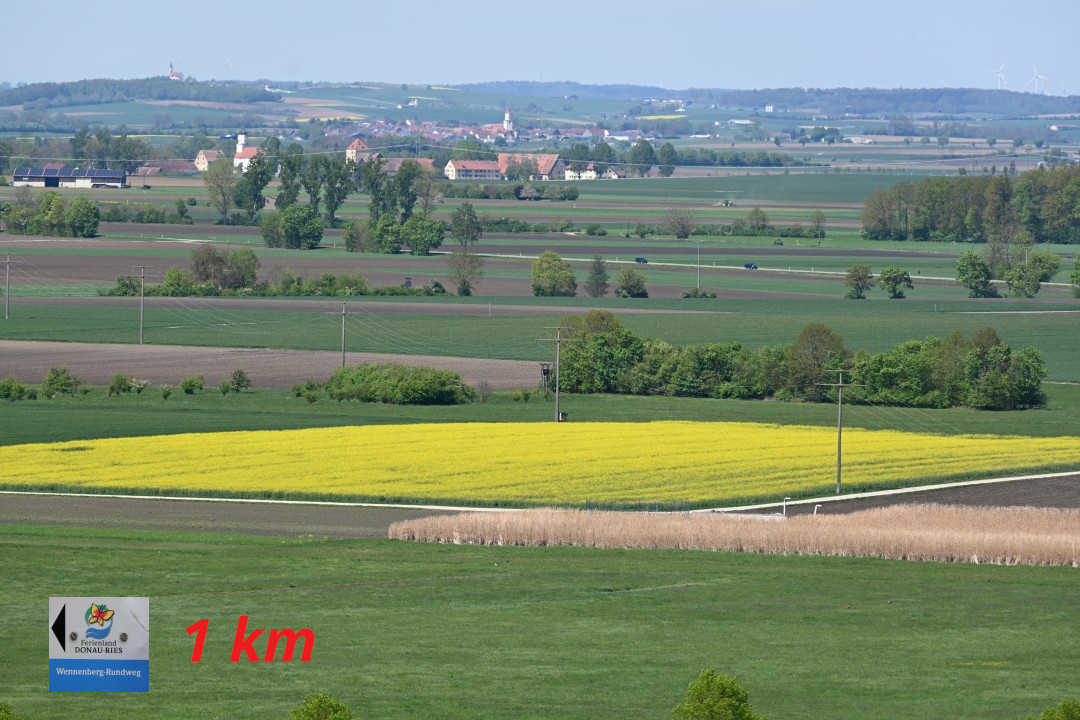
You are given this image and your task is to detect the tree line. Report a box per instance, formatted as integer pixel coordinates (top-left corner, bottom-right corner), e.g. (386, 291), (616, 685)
(102, 246), (447, 299)
(0, 78), (278, 109)
(555, 312), (1046, 411)
(0, 191), (99, 237)
(863, 165), (1080, 246)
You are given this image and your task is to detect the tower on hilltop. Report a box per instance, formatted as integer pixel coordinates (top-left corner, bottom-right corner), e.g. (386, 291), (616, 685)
(503, 106), (513, 132)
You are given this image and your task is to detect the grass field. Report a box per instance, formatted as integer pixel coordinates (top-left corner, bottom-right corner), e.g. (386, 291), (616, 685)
(2, 384), (1079, 448)
(2, 298), (1078, 379)
(4, 524), (1078, 719)
(2, 421), (1077, 508)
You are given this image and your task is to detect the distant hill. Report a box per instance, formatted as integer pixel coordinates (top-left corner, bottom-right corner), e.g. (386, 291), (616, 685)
(0, 77), (279, 109)
(460, 82), (1080, 116)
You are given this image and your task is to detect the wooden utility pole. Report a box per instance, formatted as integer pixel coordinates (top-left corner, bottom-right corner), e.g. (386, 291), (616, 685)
(340, 302), (347, 368)
(539, 327), (567, 422)
(816, 370), (863, 494)
(3, 256), (12, 320)
(134, 265), (146, 344)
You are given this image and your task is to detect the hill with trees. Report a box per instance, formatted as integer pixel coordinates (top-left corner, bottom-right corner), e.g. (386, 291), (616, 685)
(0, 77), (279, 109)
(461, 82), (1080, 115)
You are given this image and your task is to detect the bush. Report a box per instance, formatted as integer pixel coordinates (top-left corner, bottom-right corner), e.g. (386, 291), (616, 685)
(585, 224), (607, 236)
(672, 669), (764, 720)
(180, 375), (204, 394)
(43, 367), (80, 396)
(289, 692), (352, 720)
(107, 374), (132, 396)
(230, 369), (251, 392)
(512, 389), (532, 403)
(0, 377), (28, 401)
(681, 288), (717, 298)
(186, 197), (197, 206)
(220, 380), (231, 395)
(325, 364), (475, 405)
(0, 702), (25, 720)
(160, 385), (173, 400)
(614, 268), (648, 298)
(1027, 699), (1080, 720)
(292, 380), (322, 397)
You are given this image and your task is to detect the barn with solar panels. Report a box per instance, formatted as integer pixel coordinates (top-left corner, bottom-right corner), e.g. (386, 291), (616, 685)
(12, 167), (128, 189)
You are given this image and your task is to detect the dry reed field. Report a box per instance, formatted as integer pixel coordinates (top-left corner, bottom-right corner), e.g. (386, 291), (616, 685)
(388, 504), (1080, 567)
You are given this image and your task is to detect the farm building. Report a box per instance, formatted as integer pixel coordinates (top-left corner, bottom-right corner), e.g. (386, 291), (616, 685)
(11, 167), (127, 189)
(345, 138), (369, 163)
(194, 149), (223, 171)
(444, 159), (501, 180)
(497, 153), (565, 181)
(563, 163), (621, 181)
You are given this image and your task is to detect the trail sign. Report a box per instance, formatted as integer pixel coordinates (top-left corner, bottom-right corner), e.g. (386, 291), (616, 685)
(48, 597), (149, 692)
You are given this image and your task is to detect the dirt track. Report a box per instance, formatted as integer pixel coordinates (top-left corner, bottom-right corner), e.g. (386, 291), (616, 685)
(0, 494), (448, 538)
(0, 340), (540, 389)
(3, 474), (1079, 538)
(773, 473), (1080, 516)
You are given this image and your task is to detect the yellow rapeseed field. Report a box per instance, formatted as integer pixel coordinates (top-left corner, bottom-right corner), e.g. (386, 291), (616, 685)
(1, 422), (1076, 506)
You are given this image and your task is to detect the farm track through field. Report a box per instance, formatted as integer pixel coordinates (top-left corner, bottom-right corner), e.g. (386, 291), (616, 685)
(3, 473), (1079, 537)
(0, 340), (541, 389)
(0, 493), (450, 538)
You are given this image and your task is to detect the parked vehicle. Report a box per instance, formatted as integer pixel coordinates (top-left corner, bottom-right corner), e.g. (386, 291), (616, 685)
(634, 256), (648, 264)
(744, 262), (758, 270)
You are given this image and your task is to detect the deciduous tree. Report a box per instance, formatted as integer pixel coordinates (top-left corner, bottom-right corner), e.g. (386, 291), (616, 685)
(878, 267), (913, 299)
(203, 159), (236, 224)
(665, 208), (695, 240)
(657, 142), (677, 177)
(672, 669), (764, 720)
(629, 140), (656, 177)
(956, 251), (997, 297)
(584, 255), (609, 297)
(321, 156), (356, 226)
(844, 263), (874, 299)
(614, 267), (648, 298)
(531, 250), (577, 296)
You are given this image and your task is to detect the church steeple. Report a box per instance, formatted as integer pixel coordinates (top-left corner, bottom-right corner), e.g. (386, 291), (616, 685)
(503, 106), (513, 132)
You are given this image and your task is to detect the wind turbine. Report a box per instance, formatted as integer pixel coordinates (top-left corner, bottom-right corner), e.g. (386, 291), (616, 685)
(1028, 66), (1047, 94)
(995, 63), (1007, 90)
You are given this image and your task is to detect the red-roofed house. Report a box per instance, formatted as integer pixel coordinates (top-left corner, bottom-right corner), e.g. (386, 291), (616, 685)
(233, 134), (261, 172)
(345, 138), (369, 163)
(497, 153), (565, 181)
(444, 159), (501, 180)
(195, 149), (223, 172)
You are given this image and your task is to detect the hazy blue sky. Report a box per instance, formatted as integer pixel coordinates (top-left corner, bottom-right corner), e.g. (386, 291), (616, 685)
(6, 0), (1078, 91)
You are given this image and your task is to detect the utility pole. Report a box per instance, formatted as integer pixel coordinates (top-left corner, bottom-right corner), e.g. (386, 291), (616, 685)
(3, 255), (12, 320)
(816, 370), (863, 494)
(695, 240), (701, 289)
(134, 265), (145, 344)
(539, 327), (566, 422)
(340, 302), (347, 368)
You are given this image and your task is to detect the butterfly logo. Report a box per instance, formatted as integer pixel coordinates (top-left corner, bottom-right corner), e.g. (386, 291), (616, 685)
(87, 604), (115, 627)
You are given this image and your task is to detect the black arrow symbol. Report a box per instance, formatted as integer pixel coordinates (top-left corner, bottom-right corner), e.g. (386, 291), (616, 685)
(51, 604), (66, 651)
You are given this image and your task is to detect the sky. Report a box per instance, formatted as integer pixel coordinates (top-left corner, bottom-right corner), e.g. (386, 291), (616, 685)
(6, 0), (1079, 92)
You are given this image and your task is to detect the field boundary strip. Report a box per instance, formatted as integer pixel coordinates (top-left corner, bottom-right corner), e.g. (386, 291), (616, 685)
(429, 251), (1073, 287)
(2, 468), (1077, 514)
(699, 470), (1080, 514)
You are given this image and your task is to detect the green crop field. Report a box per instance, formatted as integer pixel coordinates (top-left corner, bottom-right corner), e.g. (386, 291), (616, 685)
(2, 384), (1078, 448)
(3, 524), (1077, 720)
(2, 298), (1078, 379)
